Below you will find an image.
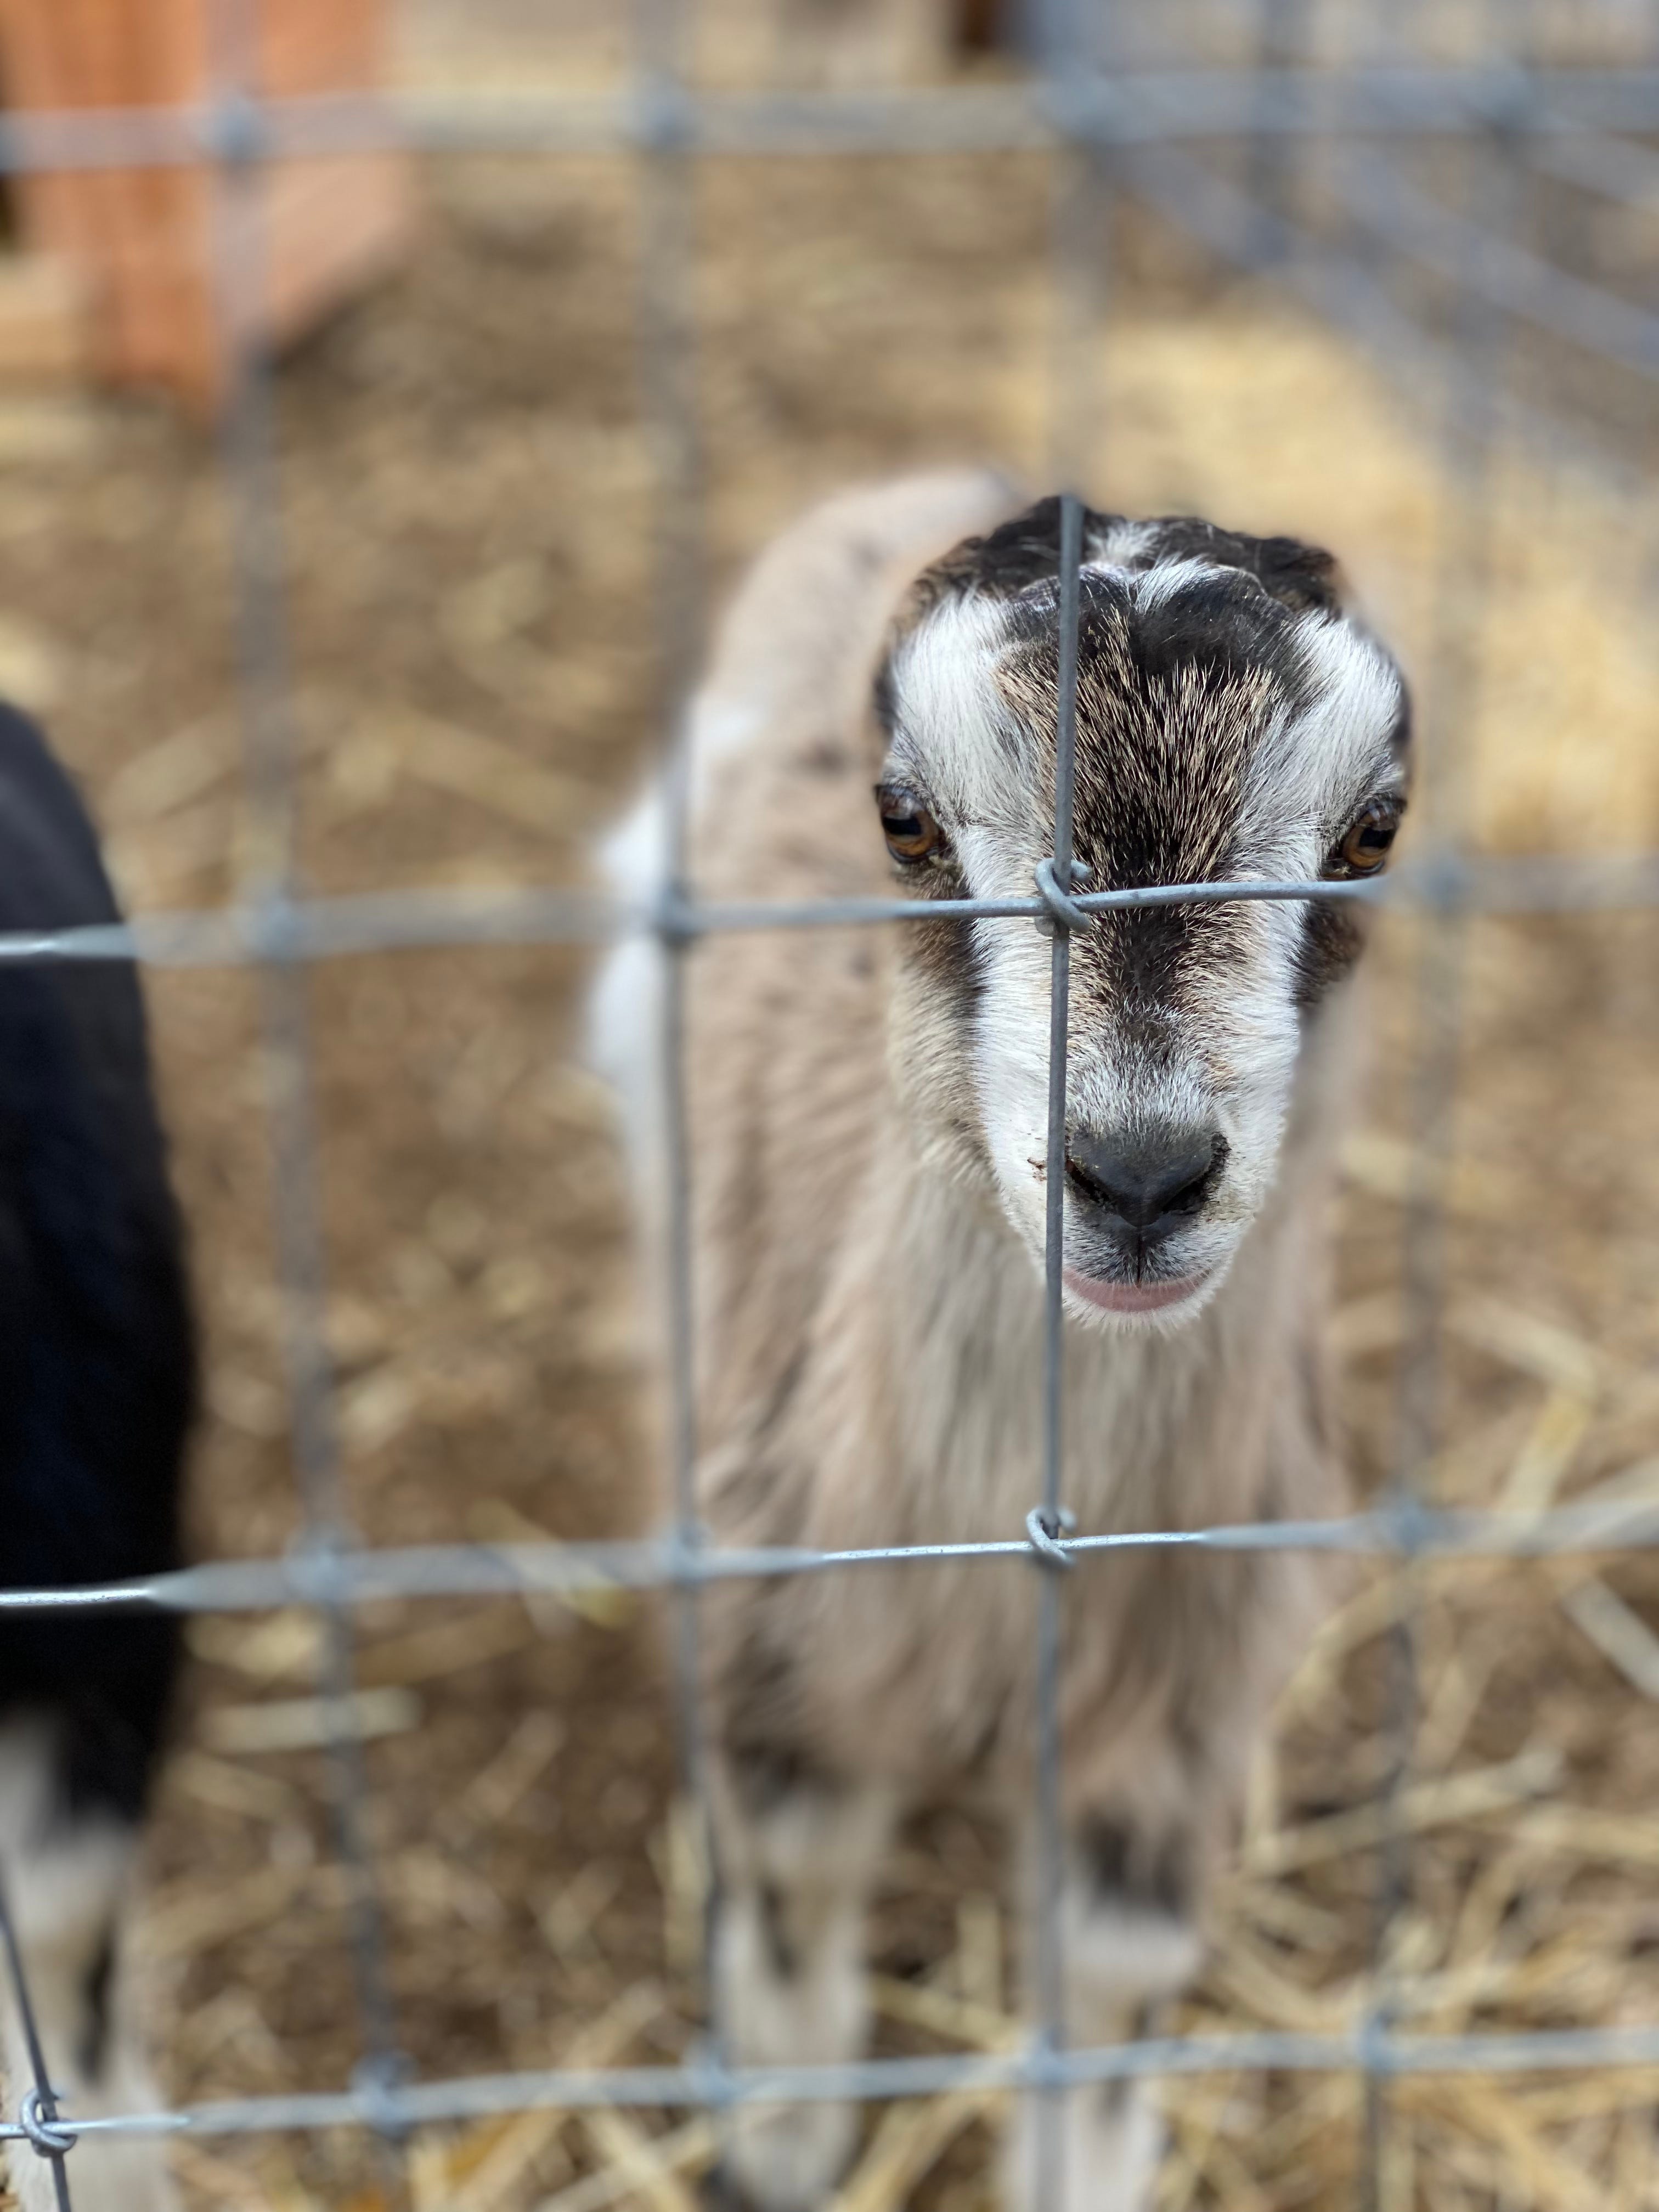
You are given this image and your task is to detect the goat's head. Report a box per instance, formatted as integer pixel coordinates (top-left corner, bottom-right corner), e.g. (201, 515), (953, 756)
(873, 497), (1409, 1330)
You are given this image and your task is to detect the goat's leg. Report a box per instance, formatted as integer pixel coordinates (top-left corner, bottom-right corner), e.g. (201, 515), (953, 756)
(0, 1726), (177, 2212)
(712, 1747), (896, 2212)
(1006, 1807), (1203, 2212)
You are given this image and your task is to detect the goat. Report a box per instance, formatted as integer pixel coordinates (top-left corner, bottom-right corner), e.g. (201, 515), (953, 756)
(595, 473), (1408, 2211)
(0, 701), (193, 2212)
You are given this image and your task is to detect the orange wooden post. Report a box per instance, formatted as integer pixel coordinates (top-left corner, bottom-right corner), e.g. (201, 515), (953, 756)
(0, 0), (414, 408)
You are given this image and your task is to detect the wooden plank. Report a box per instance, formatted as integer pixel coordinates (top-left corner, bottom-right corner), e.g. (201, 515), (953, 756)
(0, 0), (413, 405)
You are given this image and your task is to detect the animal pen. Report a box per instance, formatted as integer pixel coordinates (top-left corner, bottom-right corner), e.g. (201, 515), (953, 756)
(2, 1), (1659, 2209)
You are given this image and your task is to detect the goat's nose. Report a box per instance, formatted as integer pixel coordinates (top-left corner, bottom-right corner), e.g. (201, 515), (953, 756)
(1064, 1126), (1227, 1240)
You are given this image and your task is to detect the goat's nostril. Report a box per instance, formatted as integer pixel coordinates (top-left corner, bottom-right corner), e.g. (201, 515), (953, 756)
(1064, 1127), (1228, 1236)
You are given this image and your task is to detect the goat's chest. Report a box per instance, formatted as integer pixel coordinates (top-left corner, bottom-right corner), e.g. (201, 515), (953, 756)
(765, 1251), (1258, 1786)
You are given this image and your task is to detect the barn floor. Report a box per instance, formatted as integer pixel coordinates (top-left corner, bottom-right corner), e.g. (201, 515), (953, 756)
(0, 107), (1655, 2212)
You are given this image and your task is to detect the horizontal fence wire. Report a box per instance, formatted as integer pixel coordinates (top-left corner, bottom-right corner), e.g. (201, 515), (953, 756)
(0, 853), (1655, 969)
(26, 2023), (1659, 2153)
(2, 11), (1659, 2194)
(1, 67), (1659, 167)
(6, 1499), (1659, 1617)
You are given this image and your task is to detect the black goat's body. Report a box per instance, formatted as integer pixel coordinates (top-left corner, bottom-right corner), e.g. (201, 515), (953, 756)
(0, 703), (192, 2211)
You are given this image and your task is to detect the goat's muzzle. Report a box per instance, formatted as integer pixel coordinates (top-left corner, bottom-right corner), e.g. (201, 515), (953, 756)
(1063, 1124), (1229, 1254)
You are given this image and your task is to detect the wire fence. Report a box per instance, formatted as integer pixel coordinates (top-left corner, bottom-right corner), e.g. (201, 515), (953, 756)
(1, 0), (1657, 2203)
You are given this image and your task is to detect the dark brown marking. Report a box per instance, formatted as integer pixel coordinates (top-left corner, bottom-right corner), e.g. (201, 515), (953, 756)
(1081, 1816), (1194, 1922)
(758, 1880), (798, 1980)
(1295, 899), (1368, 1010)
(77, 1922), (116, 2083)
(1002, 568), (1284, 1028)
(730, 1740), (811, 1816)
(896, 497), (1340, 631)
(719, 1627), (809, 1810)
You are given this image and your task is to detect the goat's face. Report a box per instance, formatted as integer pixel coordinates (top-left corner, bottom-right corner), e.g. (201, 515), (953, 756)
(875, 500), (1409, 1331)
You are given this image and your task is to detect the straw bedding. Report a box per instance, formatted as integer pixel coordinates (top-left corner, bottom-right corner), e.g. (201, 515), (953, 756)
(0, 76), (1654, 2212)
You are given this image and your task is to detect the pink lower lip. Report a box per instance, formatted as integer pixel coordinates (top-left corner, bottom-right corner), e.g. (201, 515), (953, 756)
(1064, 1267), (1207, 1315)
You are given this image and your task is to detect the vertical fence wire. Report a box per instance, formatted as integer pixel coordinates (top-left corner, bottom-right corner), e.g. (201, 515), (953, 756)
(0, 1878), (73, 2212)
(204, 0), (405, 2141)
(630, 0), (729, 2134)
(1029, 489), (1086, 2212)
(1042, 0), (1113, 498)
(1358, 55), (1518, 2212)
(1247, 0), (1312, 261)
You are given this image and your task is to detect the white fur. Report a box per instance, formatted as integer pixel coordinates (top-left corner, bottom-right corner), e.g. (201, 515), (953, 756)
(715, 1776), (895, 2212)
(0, 1727), (177, 2212)
(886, 593), (1032, 827)
(1242, 609), (1406, 871)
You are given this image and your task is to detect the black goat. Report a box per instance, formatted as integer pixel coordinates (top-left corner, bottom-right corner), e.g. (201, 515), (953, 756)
(0, 703), (192, 2212)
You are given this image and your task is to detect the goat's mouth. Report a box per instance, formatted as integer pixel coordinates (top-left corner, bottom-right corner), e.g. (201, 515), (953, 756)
(1063, 1266), (1209, 1316)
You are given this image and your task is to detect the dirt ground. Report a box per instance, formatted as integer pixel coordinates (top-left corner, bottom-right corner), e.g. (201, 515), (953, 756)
(0, 87), (1656, 2212)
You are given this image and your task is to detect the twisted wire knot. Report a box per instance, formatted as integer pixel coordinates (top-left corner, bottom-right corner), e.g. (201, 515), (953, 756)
(1034, 857), (1093, 935)
(19, 2087), (76, 2159)
(1025, 1504), (1077, 1570)
(352, 2047), (414, 2143)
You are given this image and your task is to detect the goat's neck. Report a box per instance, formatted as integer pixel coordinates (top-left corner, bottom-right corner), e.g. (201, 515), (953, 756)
(866, 1086), (1340, 1546)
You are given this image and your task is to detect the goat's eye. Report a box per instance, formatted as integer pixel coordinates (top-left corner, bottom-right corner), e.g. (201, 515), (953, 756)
(876, 785), (944, 865)
(1330, 801), (1401, 877)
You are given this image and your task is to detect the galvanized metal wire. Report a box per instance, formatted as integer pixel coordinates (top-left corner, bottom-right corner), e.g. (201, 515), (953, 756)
(204, 0), (406, 2137)
(1358, 69), (1523, 2212)
(1026, 487), (1087, 2212)
(1, 0), (1656, 2198)
(24, 2019), (1659, 2157)
(0, 1875), (74, 2210)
